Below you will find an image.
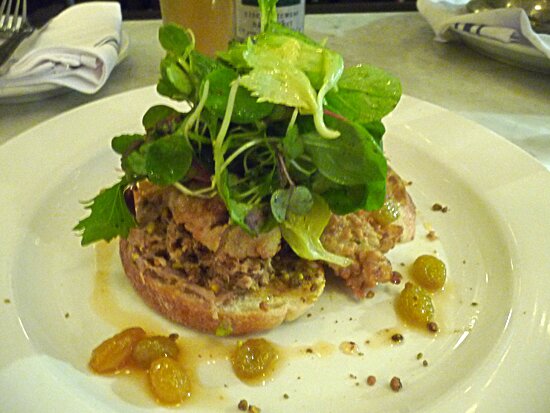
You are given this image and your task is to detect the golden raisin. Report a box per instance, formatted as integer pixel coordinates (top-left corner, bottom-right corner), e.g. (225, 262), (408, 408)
(411, 255), (446, 292)
(148, 357), (190, 405)
(89, 327), (146, 373)
(395, 282), (435, 328)
(132, 336), (180, 369)
(231, 338), (279, 381)
(372, 198), (400, 225)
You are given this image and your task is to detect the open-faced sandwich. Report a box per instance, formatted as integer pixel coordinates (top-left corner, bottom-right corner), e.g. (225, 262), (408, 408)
(75, 0), (414, 336)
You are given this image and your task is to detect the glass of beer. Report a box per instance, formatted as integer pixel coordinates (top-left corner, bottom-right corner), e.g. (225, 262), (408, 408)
(159, 0), (234, 56)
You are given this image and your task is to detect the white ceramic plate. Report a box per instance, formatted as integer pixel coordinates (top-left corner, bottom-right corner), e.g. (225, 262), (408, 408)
(452, 28), (550, 73)
(0, 31), (130, 104)
(1, 86), (549, 413)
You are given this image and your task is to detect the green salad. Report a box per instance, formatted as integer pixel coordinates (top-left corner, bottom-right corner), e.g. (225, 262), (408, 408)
(75, 0), (402, 266)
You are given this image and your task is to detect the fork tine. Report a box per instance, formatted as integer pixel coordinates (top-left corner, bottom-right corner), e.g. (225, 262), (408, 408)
(12, 0), (21, 30)
(0, 0), (23, 32)
(0, 0), (7, 25)
(4, 0), (12, 30)
(1, 0), (12, 31)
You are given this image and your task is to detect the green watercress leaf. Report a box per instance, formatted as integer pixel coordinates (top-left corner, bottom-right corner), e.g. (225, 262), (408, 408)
(288, 185), (313, 215)
(205, 66), (274, 124)
(159, 23), (192, 55)
(325, 64), (401, 124)
(145, 134), (193, 185)
(262, 21), (320, 47)
(122, 145), (148, 178)
(166, 63), (193, 95)
(158, 55), (189, 101)
(361, 120), (385, 146)
(156, 77), (182, 100)
(217, 41), (250, 71)
(302, 117), (386, 187)
(74, 179), (136, 246)
(111, 134), (143, 155)
(217, 169), (256, 232)
(321, 180), (385, 215)
(142, 105), (180, 131)
(282, 124), (303, 160)
(270, 188), (290, 223)
(189, 51), (220, 85)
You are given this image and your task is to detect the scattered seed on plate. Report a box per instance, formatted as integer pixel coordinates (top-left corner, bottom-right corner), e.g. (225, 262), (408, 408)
(426, 230), (438, 241)
(390, 376), (403, 392)
(431, 203), (449, 212)
(366, 375), (377, 386)
(427, 321), (439, 333)
(238, 399), (248, 411)
(391, 271), (402, 284)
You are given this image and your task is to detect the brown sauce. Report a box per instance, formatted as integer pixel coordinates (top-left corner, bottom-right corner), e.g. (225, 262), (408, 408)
(91, 242), (337, 407)
(91, 242), (453, 407)
(92, 241), (163, 333)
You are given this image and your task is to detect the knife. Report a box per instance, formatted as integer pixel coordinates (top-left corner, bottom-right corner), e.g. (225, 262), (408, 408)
(0, 4), (65, 73)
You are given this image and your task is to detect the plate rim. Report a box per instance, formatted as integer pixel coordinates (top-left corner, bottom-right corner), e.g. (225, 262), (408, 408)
(451, 28), (550, 73)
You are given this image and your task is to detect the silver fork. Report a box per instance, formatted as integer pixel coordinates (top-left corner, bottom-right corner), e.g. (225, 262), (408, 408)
(0, 0), (26, 37)
(0, 0), (34, 69)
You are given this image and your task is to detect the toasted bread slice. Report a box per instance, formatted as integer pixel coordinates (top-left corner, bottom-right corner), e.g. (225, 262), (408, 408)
(119, 238), (325, 335)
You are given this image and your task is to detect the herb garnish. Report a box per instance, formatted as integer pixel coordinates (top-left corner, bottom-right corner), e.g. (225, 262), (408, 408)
(75, 0), (401, 266)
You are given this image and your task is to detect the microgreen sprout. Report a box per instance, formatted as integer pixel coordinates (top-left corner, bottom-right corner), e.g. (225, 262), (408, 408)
(75, 0), (402, 266)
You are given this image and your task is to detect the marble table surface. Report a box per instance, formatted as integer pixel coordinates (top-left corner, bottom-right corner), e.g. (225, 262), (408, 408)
(1, 13), (549, 168)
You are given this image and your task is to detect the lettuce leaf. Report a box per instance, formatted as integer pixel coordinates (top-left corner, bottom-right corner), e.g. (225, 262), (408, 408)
(281, 195), (352, 266)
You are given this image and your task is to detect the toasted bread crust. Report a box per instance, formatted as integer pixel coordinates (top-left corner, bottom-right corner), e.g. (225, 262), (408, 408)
(120, 238), (325, 335)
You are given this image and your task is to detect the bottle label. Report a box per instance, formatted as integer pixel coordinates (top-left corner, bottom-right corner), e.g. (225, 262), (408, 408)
(234, 0), (305, 41)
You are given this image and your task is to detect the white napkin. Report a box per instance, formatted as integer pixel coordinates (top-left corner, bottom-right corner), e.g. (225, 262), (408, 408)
(0, 2), (122, 94)
(417, 0), (550, 59)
